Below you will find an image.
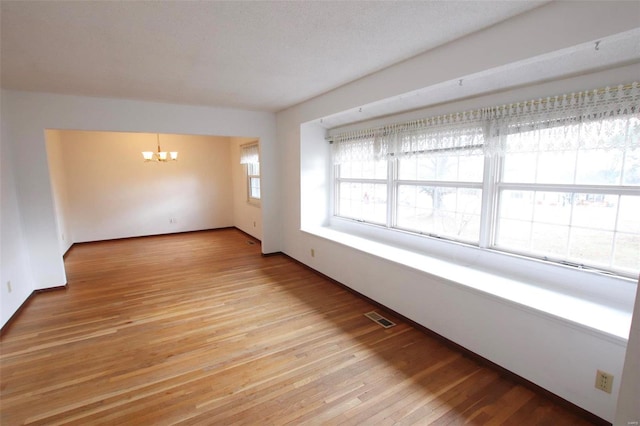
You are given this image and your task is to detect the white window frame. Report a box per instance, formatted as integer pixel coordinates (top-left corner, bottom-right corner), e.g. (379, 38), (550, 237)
(334, 164), (388, 225)
(247, 162), (261, 204)
(240, 143), (261, 205)
(331, 84), (639, 279)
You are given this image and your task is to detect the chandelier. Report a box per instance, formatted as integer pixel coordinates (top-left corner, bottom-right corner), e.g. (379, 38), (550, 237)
(142, 134), (178, 162)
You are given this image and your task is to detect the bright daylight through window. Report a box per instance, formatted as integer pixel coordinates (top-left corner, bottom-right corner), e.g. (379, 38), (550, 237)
(240, 143), (261, 202)
(332, 83), (640, 278)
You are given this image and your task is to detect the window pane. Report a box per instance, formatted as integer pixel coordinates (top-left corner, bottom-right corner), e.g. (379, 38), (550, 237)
(532, 192), (571, 225)
(396, 185), (481, 242)
(495, 218), (532, 250)
(338, 160), (386, 179)
(503, 150), (578, 184)
(572, 194), (618, 230)
(536, 151), (577, 184)
(575, 149), (623, 185)
(496, 190), (639, 270)
(569, 228), (613, 267)
(435, 156), (459, 181)
(614, 233), (640, 271)
(250, 177), (260, 199)
(247, 162), (260, 176)
(503, 118), (636, 187)
(398, 156), (434, 181)
(496, 190), (574, 256)
(531, 223), (569, 258)
(613, 196), (639, 271)
(458, 155), (485, 181)
(398, 154), (483, 182)
(623, 148), (640, 185)
(503, 127), (579, 184)
(496, 190), (536, 250)
(618, 196), (640, 233)
(337, 182), (386, 224)
(498, 190), (534, 221)
(503, 152), (537, 183)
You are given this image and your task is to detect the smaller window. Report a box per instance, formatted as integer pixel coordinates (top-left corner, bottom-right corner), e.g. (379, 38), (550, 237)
(247, 162), (261, 201)
(240, 143), (261, 203)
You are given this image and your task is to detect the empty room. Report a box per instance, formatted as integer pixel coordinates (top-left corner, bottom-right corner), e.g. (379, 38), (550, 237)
(1, 1), (639, 425)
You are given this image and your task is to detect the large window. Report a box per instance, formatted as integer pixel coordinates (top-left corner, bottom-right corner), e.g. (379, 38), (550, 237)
(332, 84), (639, 277)
(494, 116), (640, 273)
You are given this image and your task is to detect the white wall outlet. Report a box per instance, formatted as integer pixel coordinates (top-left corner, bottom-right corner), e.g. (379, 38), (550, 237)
(595, 370), (613, 393)
(7, 281), (12, 293)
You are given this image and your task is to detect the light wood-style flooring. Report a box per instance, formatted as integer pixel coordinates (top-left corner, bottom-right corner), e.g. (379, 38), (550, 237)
(1, 229), (597, 425)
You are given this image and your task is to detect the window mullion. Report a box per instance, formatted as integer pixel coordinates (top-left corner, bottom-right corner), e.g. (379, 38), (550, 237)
(337, 177), (387, 184)
(331, 164), (338, 220)
(479, 153), (498, 248)
(395, 179), (482, 188)
(388, 158), (396, 229)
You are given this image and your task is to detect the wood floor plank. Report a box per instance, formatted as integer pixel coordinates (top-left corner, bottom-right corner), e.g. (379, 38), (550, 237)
(1, 229), (598, 425)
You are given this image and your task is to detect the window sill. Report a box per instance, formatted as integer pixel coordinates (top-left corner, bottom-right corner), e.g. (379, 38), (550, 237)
(302, 225), (634, 345)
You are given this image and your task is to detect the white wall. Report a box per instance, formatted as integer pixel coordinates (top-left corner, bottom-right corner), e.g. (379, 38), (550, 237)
(616, 277), (640, 425)
(230, 137), (263, 241)
(45, 130), (73, 255)
(277, 2), (640, 422)
(1, 102), (36, 327)
(49, 130), (234, 242)
(1, 90), (278, 303)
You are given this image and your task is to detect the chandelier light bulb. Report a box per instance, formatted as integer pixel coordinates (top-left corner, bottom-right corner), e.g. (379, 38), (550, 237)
(141, 134), (178, 162)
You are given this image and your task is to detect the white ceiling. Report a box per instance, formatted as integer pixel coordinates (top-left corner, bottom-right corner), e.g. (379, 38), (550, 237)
(322, 28), (640, 129)
(0, 1), (548, 112)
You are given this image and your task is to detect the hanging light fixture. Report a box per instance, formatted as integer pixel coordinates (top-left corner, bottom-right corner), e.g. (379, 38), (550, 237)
(142, 134), (178, 162)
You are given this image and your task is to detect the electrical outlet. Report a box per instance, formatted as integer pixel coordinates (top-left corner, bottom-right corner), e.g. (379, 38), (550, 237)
(253, 221), (256, 228)
(311, 249), (315, 258)
(595, 370), (613, 393)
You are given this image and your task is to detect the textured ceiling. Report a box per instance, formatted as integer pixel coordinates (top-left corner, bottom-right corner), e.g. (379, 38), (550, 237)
(1, 1), (547, 112)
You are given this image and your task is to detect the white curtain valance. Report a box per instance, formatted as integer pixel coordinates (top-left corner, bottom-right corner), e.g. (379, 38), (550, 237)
(240, 144), (260, 164)
(331, 83), (640, 164)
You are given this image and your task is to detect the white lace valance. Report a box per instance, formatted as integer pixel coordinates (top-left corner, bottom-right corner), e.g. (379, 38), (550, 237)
(240, 144), (260, 164)
(331, 82), (640, 164)
(392, 118), (485, 158)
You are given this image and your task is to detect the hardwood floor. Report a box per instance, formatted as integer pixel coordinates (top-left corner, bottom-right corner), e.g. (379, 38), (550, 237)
(1, 229), (597, 425)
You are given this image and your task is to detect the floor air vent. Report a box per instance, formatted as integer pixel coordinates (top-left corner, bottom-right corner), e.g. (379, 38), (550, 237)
(364, 311), (396, 329)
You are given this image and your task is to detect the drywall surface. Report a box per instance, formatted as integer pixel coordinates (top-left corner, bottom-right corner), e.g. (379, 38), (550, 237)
(45, 130), (73, 254)
(1, 105), (36, 328)
(615, 277), (640, 425)
(276, 2), (639, 422)
(230, 137), (263, 241)
(53, 130), (233, 242)
(2, 90), (278, 299)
